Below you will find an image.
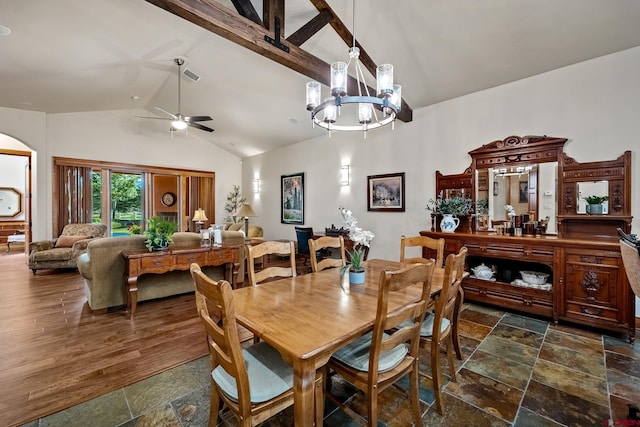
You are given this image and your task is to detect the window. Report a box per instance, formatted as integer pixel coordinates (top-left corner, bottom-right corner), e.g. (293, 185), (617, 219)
(53, 157), (215, 237)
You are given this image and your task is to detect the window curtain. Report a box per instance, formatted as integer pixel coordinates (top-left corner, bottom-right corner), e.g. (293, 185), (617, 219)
(53, 164), (93, 236)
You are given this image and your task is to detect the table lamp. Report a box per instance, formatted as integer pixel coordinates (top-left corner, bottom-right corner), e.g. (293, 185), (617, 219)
(234, 203), (256, 237)
(192, 208), (208, 233)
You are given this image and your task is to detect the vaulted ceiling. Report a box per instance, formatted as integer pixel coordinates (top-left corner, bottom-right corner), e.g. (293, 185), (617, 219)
(2, 0), (640, 158)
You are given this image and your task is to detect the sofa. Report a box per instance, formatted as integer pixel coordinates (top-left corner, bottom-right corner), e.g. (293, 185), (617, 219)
(29, 223), (108, 274)
(225, 222), (264, 239)
(77, 231), (245, 313)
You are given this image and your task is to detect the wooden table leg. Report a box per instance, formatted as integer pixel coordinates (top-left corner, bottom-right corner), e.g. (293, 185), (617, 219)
(293, 360), (319, 426)
(126, 276), (139, 320)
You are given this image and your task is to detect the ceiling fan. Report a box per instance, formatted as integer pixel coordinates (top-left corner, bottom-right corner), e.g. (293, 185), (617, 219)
(137, 58), (214, 133)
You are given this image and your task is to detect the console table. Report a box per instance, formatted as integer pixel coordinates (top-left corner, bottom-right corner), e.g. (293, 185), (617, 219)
(122, 244), (240, 319)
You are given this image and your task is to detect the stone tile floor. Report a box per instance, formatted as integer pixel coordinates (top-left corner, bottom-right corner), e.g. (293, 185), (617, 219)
(21, 303), (640, 426)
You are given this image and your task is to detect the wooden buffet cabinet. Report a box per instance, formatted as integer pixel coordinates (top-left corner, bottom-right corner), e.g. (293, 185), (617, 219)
(423, 135), (635, 342)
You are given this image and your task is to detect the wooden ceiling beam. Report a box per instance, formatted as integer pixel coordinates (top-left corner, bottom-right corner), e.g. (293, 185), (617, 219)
(287, 8), (331, 47)
(263, 0), (285, 33)
(229, 0), (262, 26)
(144, 0), (412, 122)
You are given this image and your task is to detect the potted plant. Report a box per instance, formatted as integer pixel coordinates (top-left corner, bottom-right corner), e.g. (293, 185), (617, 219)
(144, 217), (177, 251)
(426, 193), (473, 233)
(338, 207), (374, 284)
(583, 195), (608, 215)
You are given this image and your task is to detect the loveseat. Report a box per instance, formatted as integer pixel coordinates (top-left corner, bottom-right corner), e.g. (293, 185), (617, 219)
(225, 223), (264, 239)
(77, 231), (245, 313)
(29, 223), (108, 274)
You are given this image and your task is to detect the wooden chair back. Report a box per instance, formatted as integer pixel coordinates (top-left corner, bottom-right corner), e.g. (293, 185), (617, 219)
(424, 246), (467, 415)
(620, 238), (640, 298)
(246, 240), (296, 286)
(400, 235), (445, 267)
(309, 236), (345, 272)
(327, 261), (435, 426)
(190, 263), (253, 422)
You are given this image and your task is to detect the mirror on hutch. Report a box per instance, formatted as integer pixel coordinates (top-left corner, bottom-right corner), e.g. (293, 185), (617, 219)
(422, 135), (635, 342)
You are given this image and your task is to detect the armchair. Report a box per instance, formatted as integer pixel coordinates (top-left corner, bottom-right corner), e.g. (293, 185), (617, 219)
(29, 223), (107, 274)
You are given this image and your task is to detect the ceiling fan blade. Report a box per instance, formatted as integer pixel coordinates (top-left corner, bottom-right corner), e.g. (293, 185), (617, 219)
(153, 105), (177, 119)
(184, 115), (213, 122)
(188, 122), (214, 132)
(134, 115), (172, 121)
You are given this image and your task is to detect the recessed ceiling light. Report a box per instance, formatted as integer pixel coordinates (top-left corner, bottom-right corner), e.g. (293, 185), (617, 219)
(0, 25), (11, 36)
(289, 118), (298, 124)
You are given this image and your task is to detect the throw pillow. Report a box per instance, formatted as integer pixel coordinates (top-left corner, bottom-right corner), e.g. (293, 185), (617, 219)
(55, 235), (89, 248)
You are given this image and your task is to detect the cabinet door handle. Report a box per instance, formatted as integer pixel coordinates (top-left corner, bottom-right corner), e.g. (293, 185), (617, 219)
(524, 250), (532, 256)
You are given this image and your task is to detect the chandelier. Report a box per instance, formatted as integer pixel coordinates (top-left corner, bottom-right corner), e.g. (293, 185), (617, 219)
(305, 0), (401, 137)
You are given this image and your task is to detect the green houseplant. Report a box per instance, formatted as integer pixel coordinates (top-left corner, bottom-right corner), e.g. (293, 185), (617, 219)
(426, 194), (473, 233)
(144, 217), (177, 251)
(583, 195), (608, 215)
(426, 194), (473, 216)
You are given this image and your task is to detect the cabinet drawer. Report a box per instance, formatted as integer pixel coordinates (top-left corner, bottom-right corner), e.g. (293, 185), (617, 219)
(208, 249), (236, 263)
(140, 255), (176, 269)
(464, 241), (554, 263)
(177, 252), (208, 265)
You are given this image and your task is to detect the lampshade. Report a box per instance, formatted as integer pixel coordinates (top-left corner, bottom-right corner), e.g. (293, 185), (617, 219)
(192, 208), (208, 222)
(235, 203), (256, 218)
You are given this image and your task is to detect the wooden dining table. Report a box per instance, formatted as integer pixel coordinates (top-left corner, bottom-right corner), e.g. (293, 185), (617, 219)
(232, 258), (445, 426)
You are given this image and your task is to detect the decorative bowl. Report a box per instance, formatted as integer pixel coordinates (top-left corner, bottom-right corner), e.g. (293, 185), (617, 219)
(471, 263), (494, 280)
(520, 270), (549, 285)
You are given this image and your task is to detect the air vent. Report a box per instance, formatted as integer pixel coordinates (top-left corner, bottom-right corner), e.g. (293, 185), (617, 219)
(182, 68), (200, 82)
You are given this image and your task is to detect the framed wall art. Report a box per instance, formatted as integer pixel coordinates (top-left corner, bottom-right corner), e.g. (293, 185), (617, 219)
(367, 172), (405, 212)
(281, 172), (304, 224)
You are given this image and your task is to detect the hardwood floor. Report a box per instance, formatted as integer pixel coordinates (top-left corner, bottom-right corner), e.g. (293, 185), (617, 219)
(0, 250), (209, 427)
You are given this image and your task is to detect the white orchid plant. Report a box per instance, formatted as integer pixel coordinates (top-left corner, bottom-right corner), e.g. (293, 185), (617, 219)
(338, 206), (374, 274)
(504, 204), (517, 218)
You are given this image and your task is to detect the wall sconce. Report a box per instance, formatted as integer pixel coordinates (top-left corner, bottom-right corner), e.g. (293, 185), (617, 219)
(253, 179), (260, 193)
(340, 165), (350, 186)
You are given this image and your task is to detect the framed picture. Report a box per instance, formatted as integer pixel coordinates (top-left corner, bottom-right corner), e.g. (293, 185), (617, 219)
(519, 181), (528, 203)
(367, 172), (405, 212)
(281, 172), (304, 224)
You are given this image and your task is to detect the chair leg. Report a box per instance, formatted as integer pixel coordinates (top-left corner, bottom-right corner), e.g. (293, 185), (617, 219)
(445, 334), (456, 382)
(409, 363), (424, 427)
(367, 388), (378, 427)
(431, 339), (445, 416)
(208, 380), (222, 427)
(452, 288), (464, 360)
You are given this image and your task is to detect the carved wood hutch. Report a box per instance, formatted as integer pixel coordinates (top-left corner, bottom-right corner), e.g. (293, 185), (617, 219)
(421, 135), (635, 342)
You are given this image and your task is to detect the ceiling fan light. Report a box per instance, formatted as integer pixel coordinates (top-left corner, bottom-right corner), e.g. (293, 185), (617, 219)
(171, 119), (188, 130)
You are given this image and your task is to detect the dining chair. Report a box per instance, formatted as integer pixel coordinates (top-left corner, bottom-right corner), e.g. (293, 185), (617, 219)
(326, 261), (435, 427)
(618, 228), (640, 298)
(190, 263), (323, 427)
(399, 235), (464, 358)
(416, 246), (468, 415)
(309, 235), (345, 272)
(246, 240), (296, 286)
(294, 226), (315, 266)
(400, 235), (445, 268)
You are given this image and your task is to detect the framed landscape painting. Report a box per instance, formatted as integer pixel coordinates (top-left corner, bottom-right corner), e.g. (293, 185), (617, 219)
(281, 172), (304, 224)
(367, 172), (405, 212)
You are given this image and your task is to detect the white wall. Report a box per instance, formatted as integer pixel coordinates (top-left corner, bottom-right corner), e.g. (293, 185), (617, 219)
(242, 46), (640, 263)
(0, 108), (46, 239)
(0, 108), (242, 240)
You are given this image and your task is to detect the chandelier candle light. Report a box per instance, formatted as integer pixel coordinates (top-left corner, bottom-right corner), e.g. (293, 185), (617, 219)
(305, 0), (401, 138)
